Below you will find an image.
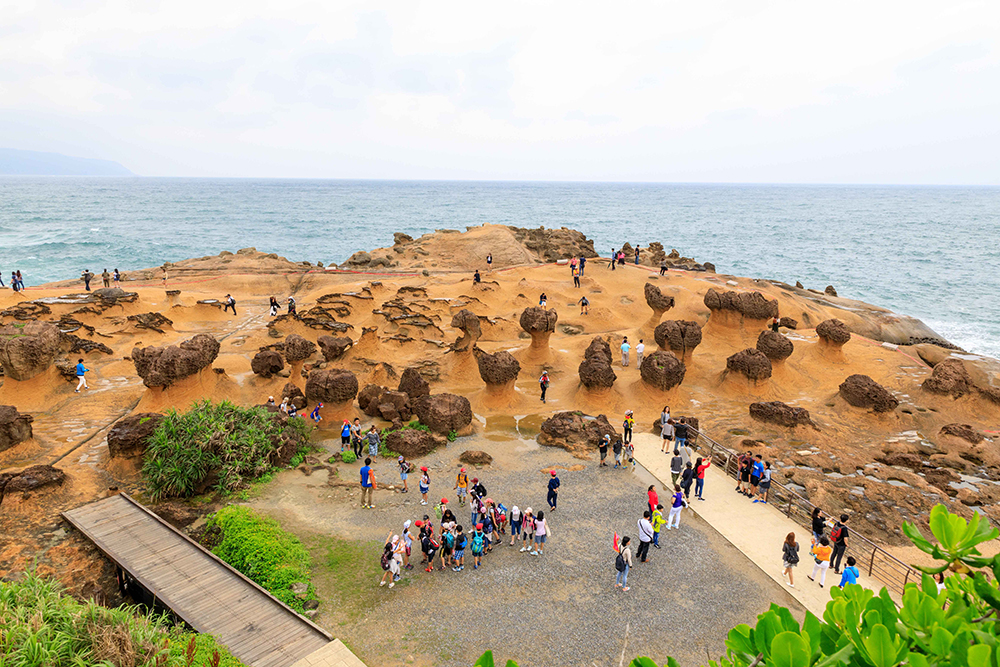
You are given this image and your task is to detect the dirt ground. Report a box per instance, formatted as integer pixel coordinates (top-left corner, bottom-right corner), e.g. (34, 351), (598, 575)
(247, 423), (804, 667)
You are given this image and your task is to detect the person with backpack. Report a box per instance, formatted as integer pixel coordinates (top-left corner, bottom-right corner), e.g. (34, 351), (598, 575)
(754, 462), (772, 504)
(309, 403), (323, 425)
(599, 433), (610, 466)
(470, 524), (487, 569)
(782, 532), (799, 588)
(838, 556), (860, 587)
(830, 514), (850, 573)
(624, 440), (635, 471)
(419, 467), (431, 506)
(269, 296), (279, 317)
(538, 370), (550, 403)
(579, 255), (587, 277)
(615, 536), (632, 591)
(401, 520), (415, 570)
(623, 411), (634, 445)
(113, 268), (120, 285)
(340, 420), (352, 451)
(452, 525), (467, 571)
(808, 536), (833, 588)
(398, 456), (411, 493)
(223, 294), (237, 315)
(379, 533), (403, 588)
(469, 477), (485, 525)
(612, 437), (623, 469)
(531, 511), (550, 556)
(651, 504), (666, 549)
(481, 506), (495, 553)
(439, 523), (455, 570)
(578, 295), (590, 315)
(547, 470), (560, 511)
(636, 511), (654, 563)
(666, 484), (685, 530)
(520, 508), (535, 552)
(454, 468), (469, 506)
(679, 463), (694, 502)
(420, 525), (440, 573)
(508, 506), (522, 546)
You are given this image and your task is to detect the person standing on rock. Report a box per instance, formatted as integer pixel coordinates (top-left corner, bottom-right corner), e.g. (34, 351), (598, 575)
(340, 420), (351, 452)
(666, 484), (685, 530)
(538, 292), (547, 307)
(366, 426), (381, 461)
(101, 269), (111, 288)
(351, 418), (363, 458)
(74, 358), (90, 392)
(636, 511), (654, 563)
(473, 269), (481, 284)
(82, 269), (93, 291)
(782, 532), (799, 587)
(659, 259), (667, 276)
(223, 294), (237, 315)
(360, 458), (376, 509)
(636, 339), (645, 366)
(113, 268), (120, 285)
(615, 536), (632, 591)
(572, 265), (581, 288)
(269, 296), (279, 317)
(620, 337), (630, 367)
(623, 411), (634, 445)
(547, 470), (560, 511)
(578, 295), (589, 315)
(287, 297), (297, 315)
(771, 316), (780, 333)
(538, 370), (550, 403)
(609, 249), (616, 271)
(830, 514), (850, 574)
(16, 270), (25, 291)
(309, 403), (323, 425)
(579, 255), (586, 277)
(486, 253), (492, 272)
(570, 256), (578, 275)
(634, 245), (641, 265)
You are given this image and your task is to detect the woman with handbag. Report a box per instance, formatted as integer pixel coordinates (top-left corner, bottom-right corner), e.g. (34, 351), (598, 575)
(615, 536), (632, 591)
(808, 536), (833, 588)
(781, 532), (799, 588)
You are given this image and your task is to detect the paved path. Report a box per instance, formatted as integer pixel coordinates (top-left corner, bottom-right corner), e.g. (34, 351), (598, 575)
(633, 433), (876, 618)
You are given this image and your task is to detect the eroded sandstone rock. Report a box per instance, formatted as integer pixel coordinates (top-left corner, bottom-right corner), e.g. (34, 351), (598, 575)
(653, 320), (703, 356)
(519, 307), (558, 347)
(778, 317), (798, 329)
(107, 413), (164, 458)
(749, 402), (811, 427)
(318, 336), (353, 361)
(131, 334), (220, 388)
(398, 367), (431, 402)
(283, 334), (317, 362)
(305, 369), (359, 404)
(459, 450), (493, 465)
(474, 347), (520, 386)
(726, 348), (773, 381)
(126, 312), (173, 333)
(816, 319), (851, 345)
(385, 429), (443, 458)
(537, 412), (618, 455)
(281, 382), (307, 410)
(922, 359), (973, 398)
(839, 374), (899, 412)
(703, 289), (778, 321)
(644, 282), (675, 317)
(939, 423), (984, 444)
(450, 309), (482, 352)
(413, 393), (473, 435)
(251, 350), (285, 378)
(0, 406), (33, 453)
(756, 330), (793, 361)
(578, 336), (617, 389)
(640, 350), (686, 390)
(0, 322), (62, 381)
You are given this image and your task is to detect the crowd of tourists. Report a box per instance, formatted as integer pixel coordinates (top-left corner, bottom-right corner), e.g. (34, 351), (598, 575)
(3, 270), (26, 291)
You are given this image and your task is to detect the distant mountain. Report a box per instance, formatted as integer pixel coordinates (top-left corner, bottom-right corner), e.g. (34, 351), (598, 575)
(0, 148), (133, 176)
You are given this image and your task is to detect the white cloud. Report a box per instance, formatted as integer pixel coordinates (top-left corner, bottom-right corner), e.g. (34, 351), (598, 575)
(0, 0), (997, 181)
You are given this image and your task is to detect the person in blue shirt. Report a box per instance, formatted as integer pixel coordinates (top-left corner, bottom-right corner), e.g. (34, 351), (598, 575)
(749, 454), (765, 497)
(547, 470), (560, 511)
(340, 419), (351, 451)
(838, 556), (860, 587)
(360, 457), (375, 509)
(309, 403), (323, 424)
(75, 358), (90, 392)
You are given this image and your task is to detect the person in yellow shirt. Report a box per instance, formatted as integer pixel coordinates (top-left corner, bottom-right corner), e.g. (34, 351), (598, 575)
(651, 504), (666, 549)
(808, 536), (833, 587)
(623, 410), (635, 445)
(453, 468), (469, 506)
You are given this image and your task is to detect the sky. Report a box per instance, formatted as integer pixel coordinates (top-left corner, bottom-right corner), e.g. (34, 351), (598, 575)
(1, 0), (998, 182)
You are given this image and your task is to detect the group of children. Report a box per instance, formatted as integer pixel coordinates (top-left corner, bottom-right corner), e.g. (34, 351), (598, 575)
(735, 450), (773, 504)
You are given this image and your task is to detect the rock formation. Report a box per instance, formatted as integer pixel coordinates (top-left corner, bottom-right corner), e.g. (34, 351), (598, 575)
(107, 413), (164, 458)
(726, 349), (773, 381)
(643, 282), (675, 320)
(0, 322), (62, 381)
(126, 312), (173, 333)
(778, 317), (798, 329)
(519, 307), (558, 349)
(537, 412), (618, 455)
(459, 450), (493, 465)
(816, 319), (851, 345)
(756, 330), (793, 361)
(839, 374), (899, 413)
(384, 428), (442, 458)
(413, 393), (473, 435)
(305, 369), (359, 404)
(250, 350), (285, 378)
(703, 289), (778, 325)
(825, 285), (838, 297)
(0, 405), (33, 453)
(131, 334), (220, 388)
(281, 382), (307, 410)
(318, 336), (353, 361)
(921, 359), (973, 398)
(640, 350), (686, 391)
(507, 226), (599, 261)
(0, 464), (65, 506)
(283, 334), (317, 362)
(474, 347), (521, 390)
(749, 402), (812, 428)
(653, 320), (703, 358)
(940, 423), (984, 444)
(450, 309), (482, 352)
(398, 367), (431, 403)
(376, 391), (411, 425)
(578, 336), (617, 389)
(358, 384), (387, 416)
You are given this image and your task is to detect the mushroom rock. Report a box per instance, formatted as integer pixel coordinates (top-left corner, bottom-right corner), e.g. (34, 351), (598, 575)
(537, 411), (618, 455)
(250, 350), (285, 378)
(939, 423), (984, 444)
(305, 368), (359, 405)
(0, 322), (61, 381)
(384, 429), (443, 458)
(473, 346), (521, 390)
(778, 317), (798, 330)
(398, 367), (431, 403)
(450, 309), (482, 352)
(816, 319), (851, 346)
(518, 307), (558, 349)
(726, 349), (773, 382)
(839, 374), (899, 413)
(578, 336), (617, 389)
(825, 285), (838, 297)
(756, 330), (794, 361)
(653, 320), (703, 358)
(413, 393), (473, 435)
(131, 334), (220, 388)
(643, 282), (675, 320)
(107, 413), (164, 458)
(584, 336), (613, 365)
(921, 359), (973, 398)
(640, 350), (686, 391)
(281, 382), (308, 410)
(283, 334), (317, 362)
(318, 335), (353, 361)
(358, 384), (387, 416)
(0, 405), (33, 453)
(749, 401), (812, 428)
(703, 289), (778, 326)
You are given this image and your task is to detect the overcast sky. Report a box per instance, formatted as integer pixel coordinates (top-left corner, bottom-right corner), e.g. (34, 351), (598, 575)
(2, 0), (998, 182)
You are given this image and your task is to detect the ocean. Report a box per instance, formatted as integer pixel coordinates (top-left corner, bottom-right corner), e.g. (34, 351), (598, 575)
(1, 178), (998, 358)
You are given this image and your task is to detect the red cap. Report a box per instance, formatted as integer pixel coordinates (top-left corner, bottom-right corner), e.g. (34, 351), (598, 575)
(472, 478), (478, 483)
(550, 470), (557, 476)
(476, 523), (483, 529)
(414, 520), (423, 527)
(420, 466), (428, 472)
(441, 498), (448, 503)
(460, 468), (466, 472)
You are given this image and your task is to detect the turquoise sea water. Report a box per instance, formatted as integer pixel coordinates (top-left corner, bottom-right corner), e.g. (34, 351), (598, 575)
(1, 178), (998, 358)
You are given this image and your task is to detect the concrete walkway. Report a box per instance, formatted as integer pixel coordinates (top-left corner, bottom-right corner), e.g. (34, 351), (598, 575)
(633, 433), (875, 618)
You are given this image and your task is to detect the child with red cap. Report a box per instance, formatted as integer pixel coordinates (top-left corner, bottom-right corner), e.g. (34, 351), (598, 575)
(547, 470), (560, 511)
(453, 467), (468, 506)
(419, 466), (430, 505)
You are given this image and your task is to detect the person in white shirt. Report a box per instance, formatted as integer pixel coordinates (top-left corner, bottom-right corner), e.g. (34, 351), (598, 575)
(637, 511), (654, 562)
(620, 336), (630, 366)
(636, 339), (645, 366)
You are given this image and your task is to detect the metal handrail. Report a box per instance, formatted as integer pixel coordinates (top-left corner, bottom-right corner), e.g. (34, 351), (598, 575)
(687, 426), (921, 598)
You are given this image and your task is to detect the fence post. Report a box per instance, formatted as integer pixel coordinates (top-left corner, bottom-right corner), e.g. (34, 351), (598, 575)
(869, 547), (876, 577)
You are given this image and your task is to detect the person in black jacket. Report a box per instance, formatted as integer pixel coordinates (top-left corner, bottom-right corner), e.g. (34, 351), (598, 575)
(830, 514), (850, 573)
(680, 462), (695, 500)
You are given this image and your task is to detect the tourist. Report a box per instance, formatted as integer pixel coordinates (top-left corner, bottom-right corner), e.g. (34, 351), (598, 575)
(622, 410), (634, 445)
(441, 503), (457, 527)
(101, 268), (111, 288)
(279, 397), (289, 414)
(651, 504), (665, 549)
(0, 272), (5, 288)
(469, 479), (484, 525)
(618, 250), (625, 265)
(572, 266), (581, 288)
(287, 297), (297, 315)
(113, 268), (120, 285)
(674, 418), (689, 449)
(636, 511), (654, 563)
(74, 358), (90, 392)
(646, 484), (659, 517)
(9, 271), (16, 291)
(659, 259), (667, 276)
(771, 316), (780, 333)
(666, 484), (684, 530)
(520, 508), (535, 552)
(636, 339), (645, 366)
(340, 420), (351, 451)
(830, 514), (850, 574)
(398, 456), (410, 493)
(473, 269), (481, 284)
(351, 418), (363, 458)
(695, 456), (711, 500)
(620, 336), (630, 366)
(624, 440), (635, 471)
(482, 502), (495, 552)
(599, 433), (610, 466)
(579, 255), (586, 277)
(16, 270), (24, 290)
(366, 426), (381, 461)
(736, 451), (752, 495)
(266, 396), (275, 407)
(401, 520), (414, 570)
(538, 370), (550, 403)
(360, 458), (375, 509)
(660, 407), (673, 452)
(420, 523), (439, 573)
(486, 253), (492, 272)
(782, 532), (799, 588)
(811, 507), (827, 542)
(539, 292), (547, 307)
(612, 437), (623, 469)
(454, 467), (469, 505)
(508, 505), (522, 546)
(470, 523), (486, 569)
(570, 256), (578, 275)
(608, 249), (617, 270)
(615, 536), (632, 591)
(419, 466), (430, 505)
(288, 404), (298, 418)
(749, 454), (764, 497)
(578, 295), (590, 315)
(531, 510), (550, 556)
(82, 269), (93, 291)
(439, 521), (454, 570)
(669, 449), (684, 485)
(634, 245), (640, 264)
(935, 572), (946, 594)
(309, 403), (323, 424)
(547, 470), (560, 511)
(378, 534), (403, 588)
(269, 296), (279, 317)
(162, 267), (168, 284)
(838, 556), (860, 587)
(680, 462), (694, 501)
(808, 537), (833, 587)
(754, 462), (772, 504)
(452, 525), (467, 571)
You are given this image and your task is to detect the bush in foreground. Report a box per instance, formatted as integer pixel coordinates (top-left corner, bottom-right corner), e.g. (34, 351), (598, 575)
(477, 504), (1000, 667)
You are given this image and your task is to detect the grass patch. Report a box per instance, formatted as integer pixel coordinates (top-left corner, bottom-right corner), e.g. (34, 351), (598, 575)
(306, 534), (388, 623)
(207, 506), (317, 612)
(0, 571), (245, 667)
(143, 400), (312, 500)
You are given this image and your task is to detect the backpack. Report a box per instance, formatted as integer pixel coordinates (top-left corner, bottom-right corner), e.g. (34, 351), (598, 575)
(615, 549), (626, 572)
(831, 524), (844, 543)
(380, 550), (392, 571)
(471, 532), (485, 555)
(456, 535), (467, 550)
(444, 532), (455, 548)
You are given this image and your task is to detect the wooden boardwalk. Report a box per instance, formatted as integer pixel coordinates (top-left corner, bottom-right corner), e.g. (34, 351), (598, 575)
(63, 494), (336, 667)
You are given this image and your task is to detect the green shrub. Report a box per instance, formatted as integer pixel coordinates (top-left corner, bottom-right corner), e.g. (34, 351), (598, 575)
(447, 429), (457, 442)
(143, 400), (310, 500)
(341, 450), (357, 464)
(0, 571), (244, 667)
(207, 506), (316, 612)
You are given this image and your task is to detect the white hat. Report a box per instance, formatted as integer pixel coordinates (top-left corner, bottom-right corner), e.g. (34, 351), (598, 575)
(403, 520), (411, 529)
(512, 505), (519, 514)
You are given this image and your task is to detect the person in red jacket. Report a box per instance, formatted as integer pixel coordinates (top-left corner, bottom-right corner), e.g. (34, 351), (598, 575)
(695, 457), (711, 500)
(646, 485), (659, 516)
